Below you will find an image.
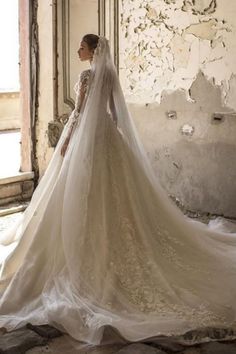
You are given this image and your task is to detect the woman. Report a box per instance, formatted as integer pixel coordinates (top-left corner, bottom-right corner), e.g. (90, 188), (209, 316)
(0, 34), (236, 345)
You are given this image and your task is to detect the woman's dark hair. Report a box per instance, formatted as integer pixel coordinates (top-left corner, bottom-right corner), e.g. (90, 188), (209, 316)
(82, 34), (99, 51)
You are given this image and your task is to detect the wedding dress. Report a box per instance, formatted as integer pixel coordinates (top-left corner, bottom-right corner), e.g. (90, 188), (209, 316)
(1, 37), (236, 345)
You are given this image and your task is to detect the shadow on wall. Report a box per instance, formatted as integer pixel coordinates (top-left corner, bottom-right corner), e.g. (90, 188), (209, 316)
(129, 72), (236, 218)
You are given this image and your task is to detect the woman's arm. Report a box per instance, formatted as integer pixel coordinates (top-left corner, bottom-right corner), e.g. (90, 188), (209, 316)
(61, 72), (89, 157)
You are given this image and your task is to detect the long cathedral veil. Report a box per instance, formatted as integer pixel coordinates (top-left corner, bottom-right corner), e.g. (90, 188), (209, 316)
(1, 37), (236, 346)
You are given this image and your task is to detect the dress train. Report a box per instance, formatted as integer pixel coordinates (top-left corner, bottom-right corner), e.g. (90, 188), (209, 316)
(1, 37), (236, 345)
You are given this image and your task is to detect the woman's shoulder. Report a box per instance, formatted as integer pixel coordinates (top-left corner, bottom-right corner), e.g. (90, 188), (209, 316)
(80, 69), (91, 83)
(74, 69), (91, 95)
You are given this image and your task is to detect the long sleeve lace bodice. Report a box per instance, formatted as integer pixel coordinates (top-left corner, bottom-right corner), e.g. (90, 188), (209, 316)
(74, 69), (91, 112)
(65, 69), (92, 133)
(74, 68), (117, 125)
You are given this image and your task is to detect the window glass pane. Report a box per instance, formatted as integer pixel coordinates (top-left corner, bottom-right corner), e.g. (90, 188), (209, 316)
(0, 0), (19, 92)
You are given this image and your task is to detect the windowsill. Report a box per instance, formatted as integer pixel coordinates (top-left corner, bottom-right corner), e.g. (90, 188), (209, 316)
(0, 172), (34, 185)
(0, 91), (20, 99)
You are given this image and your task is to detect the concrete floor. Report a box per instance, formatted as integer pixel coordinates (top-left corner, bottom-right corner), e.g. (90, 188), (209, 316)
(0, 325), (236, 354)
(27, 335), (124, 354)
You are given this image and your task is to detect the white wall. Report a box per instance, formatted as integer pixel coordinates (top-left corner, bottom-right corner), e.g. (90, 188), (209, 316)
(36, 0), (55, 175)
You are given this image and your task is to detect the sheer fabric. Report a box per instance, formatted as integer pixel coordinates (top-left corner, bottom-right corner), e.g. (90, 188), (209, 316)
(1, 37), (236, 345)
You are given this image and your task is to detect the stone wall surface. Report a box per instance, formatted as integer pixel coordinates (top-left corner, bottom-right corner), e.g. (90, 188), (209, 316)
(119, 0), (236, 216)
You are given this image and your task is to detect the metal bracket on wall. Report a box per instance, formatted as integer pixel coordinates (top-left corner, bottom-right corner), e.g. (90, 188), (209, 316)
(211, 111), (236, 124)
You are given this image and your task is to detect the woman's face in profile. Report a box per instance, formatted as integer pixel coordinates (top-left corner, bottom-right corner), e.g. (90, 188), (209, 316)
(77, 41), (93, 61)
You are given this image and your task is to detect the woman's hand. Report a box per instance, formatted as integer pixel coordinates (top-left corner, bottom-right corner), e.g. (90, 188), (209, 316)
(61, 137), (70, 157)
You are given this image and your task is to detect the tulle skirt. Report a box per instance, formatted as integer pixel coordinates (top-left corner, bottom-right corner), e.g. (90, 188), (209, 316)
(1, 111), (236, 345)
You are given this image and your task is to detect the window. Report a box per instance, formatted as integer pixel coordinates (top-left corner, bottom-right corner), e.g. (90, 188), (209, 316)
(0, 0), (19, 92)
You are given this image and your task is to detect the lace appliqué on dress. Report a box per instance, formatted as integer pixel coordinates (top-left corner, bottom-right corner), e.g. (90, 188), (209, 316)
(74, 70), (91, 102)
(100, 121), (231, 330)
(72, 69), (91, 125)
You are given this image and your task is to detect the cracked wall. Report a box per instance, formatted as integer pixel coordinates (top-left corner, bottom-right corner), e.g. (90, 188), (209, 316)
(120, 0), (236, 108)
(120, 0), (236, 216)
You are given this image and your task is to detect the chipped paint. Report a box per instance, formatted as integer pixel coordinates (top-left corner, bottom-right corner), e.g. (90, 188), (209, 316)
(182, 0), (217, 15)
(120, 0), (236, 107)
(181, 124), (194, 135)
(185, 19), (217, 40)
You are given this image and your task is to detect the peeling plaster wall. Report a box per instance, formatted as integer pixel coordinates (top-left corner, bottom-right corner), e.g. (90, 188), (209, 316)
(120, 0), (236, 104)
(120, 0), (236, 216)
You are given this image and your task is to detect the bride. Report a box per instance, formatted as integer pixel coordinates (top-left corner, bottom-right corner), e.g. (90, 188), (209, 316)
(0, 34), (236, 345)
